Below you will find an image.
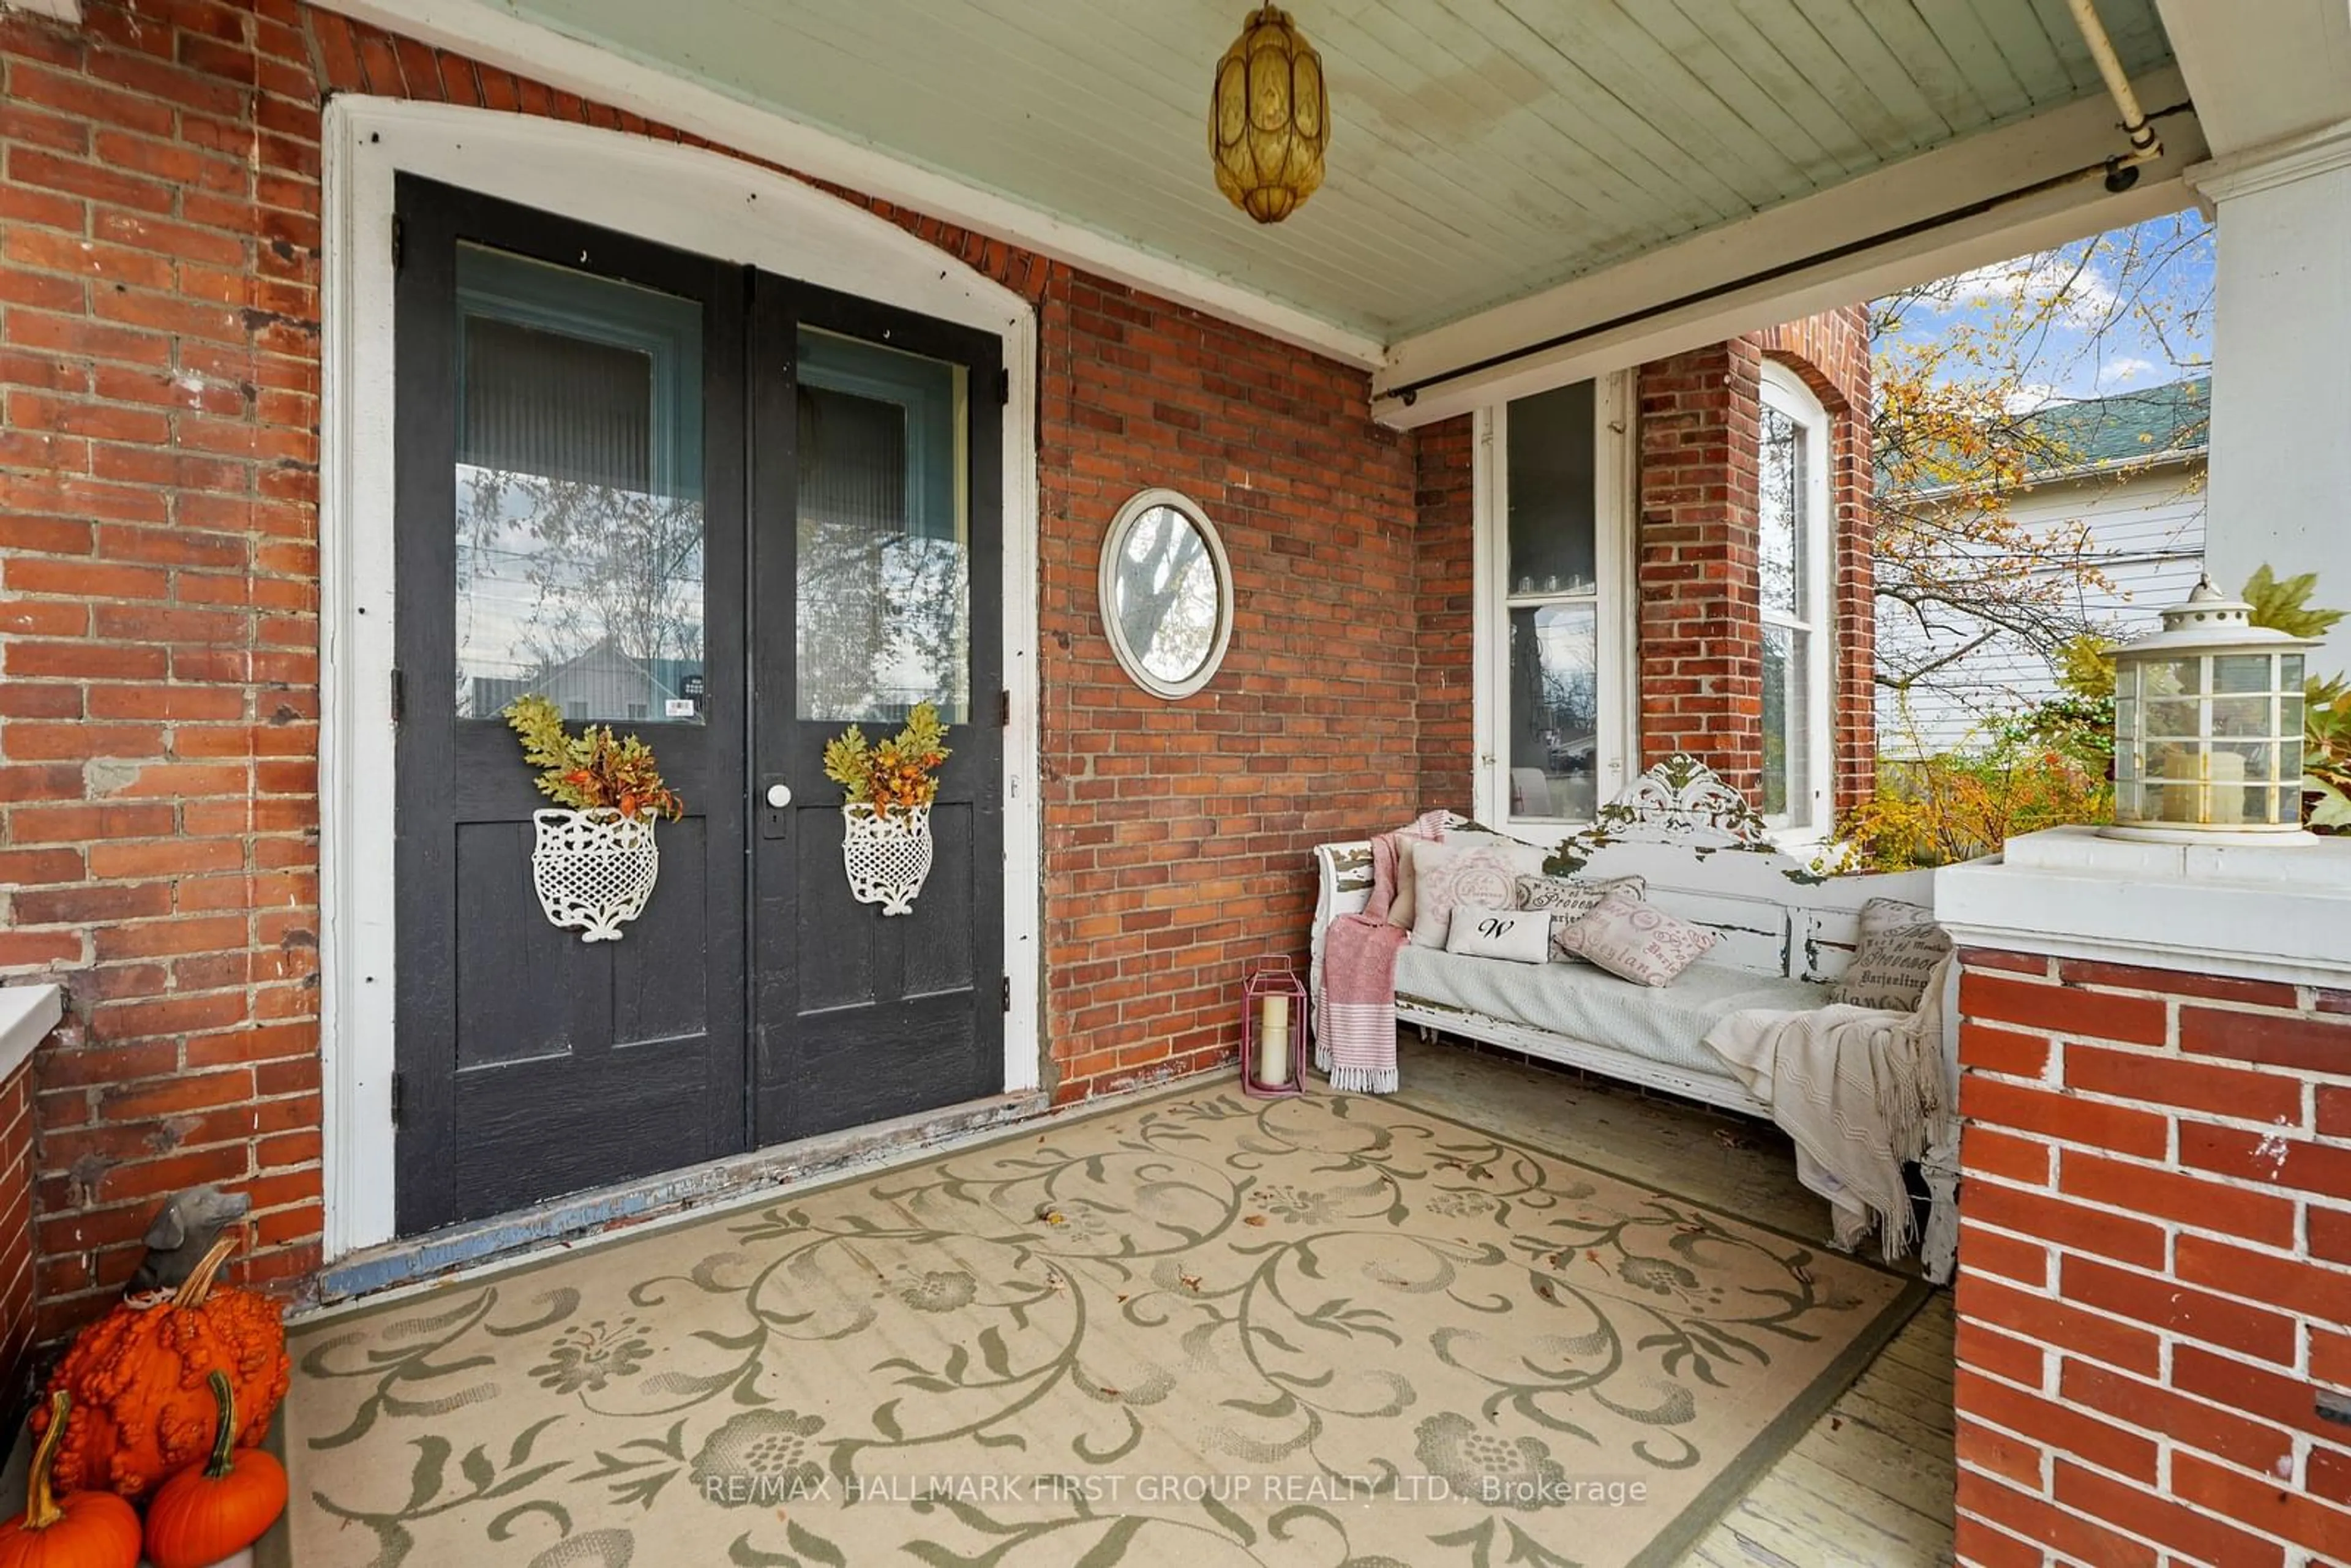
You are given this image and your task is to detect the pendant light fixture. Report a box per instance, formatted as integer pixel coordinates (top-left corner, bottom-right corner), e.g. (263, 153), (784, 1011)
(1209, 6), (1330, 224)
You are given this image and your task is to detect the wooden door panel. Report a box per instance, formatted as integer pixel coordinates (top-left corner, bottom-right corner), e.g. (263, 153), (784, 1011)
(392, 176), (749, 1235)
(748, 277), (1005, 1145)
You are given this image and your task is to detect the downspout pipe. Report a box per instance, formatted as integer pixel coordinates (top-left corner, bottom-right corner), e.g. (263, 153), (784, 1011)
(2065, 0), (2164, 190)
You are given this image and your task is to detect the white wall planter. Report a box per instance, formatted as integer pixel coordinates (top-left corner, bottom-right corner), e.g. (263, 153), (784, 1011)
(842, 802), (933, 916)
(531, 808), (661, 942)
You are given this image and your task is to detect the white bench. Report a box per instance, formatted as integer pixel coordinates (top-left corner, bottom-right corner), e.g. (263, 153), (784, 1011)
(1309, 756), (1960, 1281)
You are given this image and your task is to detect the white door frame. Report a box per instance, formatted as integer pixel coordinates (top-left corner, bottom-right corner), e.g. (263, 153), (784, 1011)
(318, 97), (1044, 1259)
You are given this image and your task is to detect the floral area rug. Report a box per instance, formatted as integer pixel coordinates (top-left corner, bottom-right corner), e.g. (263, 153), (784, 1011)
(270, 1082), (1925, 1568)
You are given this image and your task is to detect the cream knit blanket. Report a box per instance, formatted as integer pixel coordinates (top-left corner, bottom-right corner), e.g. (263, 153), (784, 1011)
(1702, 956), (1952, 1261)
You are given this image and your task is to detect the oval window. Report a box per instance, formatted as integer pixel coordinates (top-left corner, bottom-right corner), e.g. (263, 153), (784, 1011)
(1100, 489), (1234, 699)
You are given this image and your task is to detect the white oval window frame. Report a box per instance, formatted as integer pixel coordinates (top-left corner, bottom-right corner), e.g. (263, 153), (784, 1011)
(1099, 487), (1235, 700)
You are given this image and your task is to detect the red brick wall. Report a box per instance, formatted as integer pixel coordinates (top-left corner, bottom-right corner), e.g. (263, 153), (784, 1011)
(1413, 415), (1475, 814)
(1637, 337), (1765, 793)
(0, 0), (1420, 1335)
(1952, 950), (2351, 1566)
(1634, 311), (1875, 815)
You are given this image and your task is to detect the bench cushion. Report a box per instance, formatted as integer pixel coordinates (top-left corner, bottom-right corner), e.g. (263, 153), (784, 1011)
(1393, 947), (1831, 1081)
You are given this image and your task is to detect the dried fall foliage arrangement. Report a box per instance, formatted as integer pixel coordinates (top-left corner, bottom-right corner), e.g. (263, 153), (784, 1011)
(822, 702), (951, 815)
(503, 694), (684, 820)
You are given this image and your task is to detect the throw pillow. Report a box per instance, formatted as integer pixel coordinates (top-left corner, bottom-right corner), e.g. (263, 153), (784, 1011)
(1834, 898), (1952, 1011)
(1554, 891), (1719, 987)
(1408, 833), (1552, 950)
(1513, 873), (1649, 962)
(1444, 905), (1553, 964)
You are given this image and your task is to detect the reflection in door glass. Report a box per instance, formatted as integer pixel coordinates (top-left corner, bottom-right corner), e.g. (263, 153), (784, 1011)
(452, 244), (706, 724)
(797, 328), (969, 724)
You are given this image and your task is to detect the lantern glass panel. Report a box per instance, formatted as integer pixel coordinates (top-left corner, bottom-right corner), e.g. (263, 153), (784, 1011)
(2282, 692), (2304, 735)
(2284, 653), (2305, 687)
(2214, 654), (2272, 693)
(2213, 696), (2271, 738)
(2221, 739), (2272, 779)
(2150, 657), (2203, 697)
(2282, 739), (2304, 779)
(2147, 699), (2202, 738)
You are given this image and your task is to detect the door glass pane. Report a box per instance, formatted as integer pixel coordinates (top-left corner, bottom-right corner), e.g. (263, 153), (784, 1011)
(1505, 380), (1595, 595)
(1758, 403), (1807, 618)
(796, 328), (970, 723)
(452, 244), (706, 722)
(1507, 603), (1597, 820)
(1762, 624), (1812, 823)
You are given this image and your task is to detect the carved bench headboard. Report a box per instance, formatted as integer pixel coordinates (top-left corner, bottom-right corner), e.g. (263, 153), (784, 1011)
(1310, 756), (1940, 990)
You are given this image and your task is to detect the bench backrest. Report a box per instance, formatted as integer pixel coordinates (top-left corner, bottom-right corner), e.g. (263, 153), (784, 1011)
(1310, 755), (1938, 987)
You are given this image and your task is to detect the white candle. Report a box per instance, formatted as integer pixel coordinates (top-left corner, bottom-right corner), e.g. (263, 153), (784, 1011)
(1257, 993), (1291, 1086)
(2207, 748), (2246, 825)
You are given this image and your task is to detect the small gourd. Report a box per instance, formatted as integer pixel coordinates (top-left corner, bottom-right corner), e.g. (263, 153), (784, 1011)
(0, 1390), (143, 1568)
(31, 1236), (290, 1501)
(143, 1370), (288, 1568)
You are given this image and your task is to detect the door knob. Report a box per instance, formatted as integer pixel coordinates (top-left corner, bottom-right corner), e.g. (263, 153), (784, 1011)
(765, 782), (792, 808)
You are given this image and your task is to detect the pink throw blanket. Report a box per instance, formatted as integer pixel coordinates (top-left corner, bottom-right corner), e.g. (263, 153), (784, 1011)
(1317, 913), (1411, 1094)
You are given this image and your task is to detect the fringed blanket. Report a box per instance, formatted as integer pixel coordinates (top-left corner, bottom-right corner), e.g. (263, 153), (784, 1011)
(1702, 956), (1953, 1261)
(1315, 912), (1411, 1094)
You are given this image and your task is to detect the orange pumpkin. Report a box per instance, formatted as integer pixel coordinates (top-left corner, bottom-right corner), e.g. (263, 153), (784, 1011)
(143, 1370), (288, 1568)
(0, 1391), (142, 1568)
(30, 1236), (290, 1501)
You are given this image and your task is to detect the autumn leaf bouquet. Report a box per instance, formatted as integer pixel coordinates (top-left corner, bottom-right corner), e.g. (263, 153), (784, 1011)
(822, 702), (951, 817)
(503, 694), (684, 821)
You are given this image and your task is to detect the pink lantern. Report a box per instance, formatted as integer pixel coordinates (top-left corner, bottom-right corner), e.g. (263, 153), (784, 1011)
(1240, 957), (1308, 1098)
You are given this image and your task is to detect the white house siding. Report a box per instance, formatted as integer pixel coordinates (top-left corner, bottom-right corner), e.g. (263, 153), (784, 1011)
(1878, 462), (2205, 756)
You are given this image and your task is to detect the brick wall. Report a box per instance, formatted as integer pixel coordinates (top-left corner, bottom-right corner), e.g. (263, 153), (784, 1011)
(1412, 414), (1475, 814)
(1634, 311), (1875, 814)
(0, 0), (1420, 1335)
(1952, 950), (2351, 1566)
(1, 0), (328, 1341)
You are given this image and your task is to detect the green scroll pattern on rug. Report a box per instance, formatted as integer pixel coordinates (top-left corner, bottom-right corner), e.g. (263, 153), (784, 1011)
(280, 1086), (1922, 1568)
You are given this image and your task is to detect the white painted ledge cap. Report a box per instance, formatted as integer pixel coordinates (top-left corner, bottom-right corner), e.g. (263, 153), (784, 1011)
(1936, 826), (2351, 988)
(0, 983), (63, 1085)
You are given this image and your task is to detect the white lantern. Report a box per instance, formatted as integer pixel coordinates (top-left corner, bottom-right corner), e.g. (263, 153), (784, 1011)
(2105, 579), (2318, 842)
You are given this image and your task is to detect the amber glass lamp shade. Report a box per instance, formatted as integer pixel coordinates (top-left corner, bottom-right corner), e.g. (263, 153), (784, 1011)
(1210, 6), (1329, 224)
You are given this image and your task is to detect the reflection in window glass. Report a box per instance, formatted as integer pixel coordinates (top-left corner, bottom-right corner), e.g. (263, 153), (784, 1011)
(452, 244), (706, 724)
(1758, 405), (1806, 618)
(1757, 386), (1824, 830)
(1761, 625), (1810, 820)
(1109, 505), (1220, 686)
(796, 328), (969, 724)
(1503, 380), (1602, 822)
(1507, 604), (1599, 821)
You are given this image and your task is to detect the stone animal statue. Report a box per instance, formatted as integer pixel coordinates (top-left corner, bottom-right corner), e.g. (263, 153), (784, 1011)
(129, 1185), (253, 1294)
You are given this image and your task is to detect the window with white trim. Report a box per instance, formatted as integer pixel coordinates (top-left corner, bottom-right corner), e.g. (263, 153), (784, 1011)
(1475, 376), (1631, 834)
(1756, 363), (1835, 836)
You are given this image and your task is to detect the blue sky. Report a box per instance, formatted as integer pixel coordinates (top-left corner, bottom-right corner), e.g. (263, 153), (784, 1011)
(1878, 208), (2214, 407)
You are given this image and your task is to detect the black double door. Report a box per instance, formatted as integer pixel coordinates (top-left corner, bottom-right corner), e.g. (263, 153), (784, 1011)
(391, 177), (1004, 1236)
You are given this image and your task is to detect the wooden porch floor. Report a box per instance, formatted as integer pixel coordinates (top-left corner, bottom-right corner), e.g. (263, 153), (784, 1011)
(1397, 1037), (1959, 1568)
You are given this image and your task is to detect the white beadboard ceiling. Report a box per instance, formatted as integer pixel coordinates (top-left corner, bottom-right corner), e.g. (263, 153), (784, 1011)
(490, 0), (2177, 342)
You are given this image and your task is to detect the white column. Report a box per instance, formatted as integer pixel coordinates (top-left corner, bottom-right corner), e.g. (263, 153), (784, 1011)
(2189, 122), (2351, 669)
